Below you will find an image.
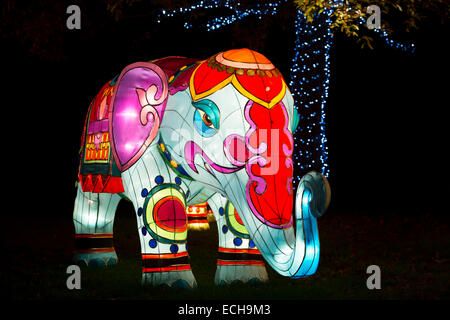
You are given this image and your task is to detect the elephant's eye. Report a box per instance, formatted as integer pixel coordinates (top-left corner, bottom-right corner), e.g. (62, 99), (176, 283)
(202, 113), (213, 127)
(194, 109), (217, 137)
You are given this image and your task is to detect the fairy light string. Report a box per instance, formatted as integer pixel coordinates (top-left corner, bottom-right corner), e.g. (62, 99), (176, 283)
(289, 8), (332, 185)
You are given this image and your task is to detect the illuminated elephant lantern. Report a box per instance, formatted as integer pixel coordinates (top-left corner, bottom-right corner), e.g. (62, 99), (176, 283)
(73, 49), (330, 288)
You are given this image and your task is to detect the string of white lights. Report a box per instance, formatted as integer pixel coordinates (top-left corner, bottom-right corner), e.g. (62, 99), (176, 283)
(289, 8), (332, 184)
(372, 27), (416, 52)
(156, 0), (286, 30)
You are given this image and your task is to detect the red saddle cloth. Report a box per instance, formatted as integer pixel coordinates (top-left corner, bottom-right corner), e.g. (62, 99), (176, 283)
(78, 57), (199, 194)
(78, 78), (124, 193)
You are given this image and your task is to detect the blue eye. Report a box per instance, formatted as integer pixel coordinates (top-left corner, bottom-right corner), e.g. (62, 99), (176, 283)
(193, 109), (217, 137)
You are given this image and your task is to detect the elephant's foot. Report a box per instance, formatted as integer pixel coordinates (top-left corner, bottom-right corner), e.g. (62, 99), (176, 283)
(215, 264), (269, 286)
(73, 233), (117, 267)
(141, 249), (197, 289)
(214, 247), (268, 285)
(142, 269), (197, 289)
(73, 250), (118, 267)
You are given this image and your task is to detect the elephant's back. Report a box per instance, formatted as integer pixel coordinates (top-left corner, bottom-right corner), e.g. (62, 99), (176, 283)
(151, 56), (200, 95)
(151, 56), (199, 77)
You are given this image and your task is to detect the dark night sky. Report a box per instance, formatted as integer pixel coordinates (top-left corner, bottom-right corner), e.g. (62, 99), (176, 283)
(4, 2), (448, 219)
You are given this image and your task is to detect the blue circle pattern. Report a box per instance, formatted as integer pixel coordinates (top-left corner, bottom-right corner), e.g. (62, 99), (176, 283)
(149, 239), (157, 248)
(249, 240), (255, 248)
(155, 175), (164, 184)
(170, 244), (179, 253)
(141, 227), (147, 236)
(137, 207), (143, 216)
(141, 188), (148, 197)
(175, 177), (181, 185)
(233, 237), (242, 246)
(222, 225), (228, 234)
(219, 207), (224, 216)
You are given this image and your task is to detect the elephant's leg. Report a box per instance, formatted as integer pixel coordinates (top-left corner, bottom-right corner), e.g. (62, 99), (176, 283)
(72, 184), (121, 266)
(207, 193), (269, 285)
(120, 149), (197, 289)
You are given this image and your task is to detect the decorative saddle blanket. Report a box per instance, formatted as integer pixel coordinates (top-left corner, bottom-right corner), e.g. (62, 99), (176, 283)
(78, 57), (199, 193)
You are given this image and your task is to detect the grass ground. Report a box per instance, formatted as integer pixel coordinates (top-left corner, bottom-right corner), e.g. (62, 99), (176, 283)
(2, 202), (449, 301)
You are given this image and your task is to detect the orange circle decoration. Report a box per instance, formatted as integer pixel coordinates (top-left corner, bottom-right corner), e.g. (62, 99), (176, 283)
(189, 49), (287, 109)
(216, 49), (275, 70)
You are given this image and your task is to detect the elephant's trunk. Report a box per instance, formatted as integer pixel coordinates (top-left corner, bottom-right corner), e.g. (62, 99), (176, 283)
(223, 101), (330, 277)
(265, 172), (330, 278)
(229, 171), (330, 278)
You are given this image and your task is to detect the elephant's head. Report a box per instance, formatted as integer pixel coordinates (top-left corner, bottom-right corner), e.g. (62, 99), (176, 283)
(159, 49), (331, 278)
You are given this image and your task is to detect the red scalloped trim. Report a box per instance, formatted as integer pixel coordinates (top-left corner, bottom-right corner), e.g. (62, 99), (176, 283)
(79, 173), (124, 193)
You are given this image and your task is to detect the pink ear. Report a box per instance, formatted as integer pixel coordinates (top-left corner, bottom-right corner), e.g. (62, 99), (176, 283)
(109, 62), (168, 172)
(135, 88), (148, 107)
